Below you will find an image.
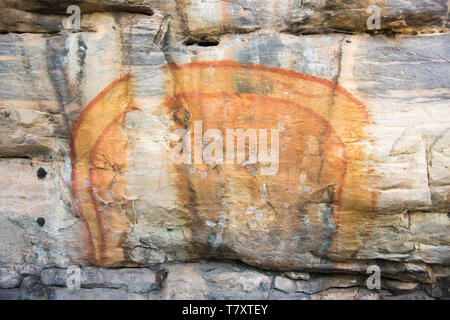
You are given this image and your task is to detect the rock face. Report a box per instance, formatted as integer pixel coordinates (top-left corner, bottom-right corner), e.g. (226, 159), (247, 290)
(0, 1), (449, 299)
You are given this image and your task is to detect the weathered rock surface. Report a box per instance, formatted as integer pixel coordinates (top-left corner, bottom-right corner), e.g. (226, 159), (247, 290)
(0, 261), (448, 300)
(0, 0), (449, 299)
(2, 0), (448, 35)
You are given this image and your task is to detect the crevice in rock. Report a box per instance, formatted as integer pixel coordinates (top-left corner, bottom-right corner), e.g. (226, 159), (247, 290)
(183, 38), (220, 47)
(155, 268), (168, 291)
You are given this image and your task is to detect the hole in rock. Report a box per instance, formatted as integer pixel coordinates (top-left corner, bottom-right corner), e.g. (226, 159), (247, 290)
(37, 167), (47, 180)
(36, 217), (45, 227)
(184, 38), (220, 47)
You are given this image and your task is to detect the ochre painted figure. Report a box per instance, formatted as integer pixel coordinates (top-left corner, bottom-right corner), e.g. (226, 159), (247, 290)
(71, 61), (376, 267)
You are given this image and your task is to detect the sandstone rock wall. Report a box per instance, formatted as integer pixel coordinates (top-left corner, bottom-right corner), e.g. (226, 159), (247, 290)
(0, 0), (449, 299)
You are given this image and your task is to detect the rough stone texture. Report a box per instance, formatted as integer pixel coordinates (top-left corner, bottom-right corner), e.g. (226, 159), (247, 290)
(0, 267), (21, 288)
(41, 267), (158, 293)
(0, 0), (449, 299)
(1, 1), (448, 35)
(0, 261), (447, 300)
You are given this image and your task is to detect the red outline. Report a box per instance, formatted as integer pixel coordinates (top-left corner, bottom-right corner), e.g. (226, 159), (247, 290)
(166, 60), (371, 121)
(70, 74), (133, 264)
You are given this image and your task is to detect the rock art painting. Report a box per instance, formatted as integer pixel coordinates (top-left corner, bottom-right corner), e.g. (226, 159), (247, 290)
(71, 61), (376, 267)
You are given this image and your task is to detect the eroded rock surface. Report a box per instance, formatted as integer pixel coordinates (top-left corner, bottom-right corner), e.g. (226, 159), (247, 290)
(0, 0), (449, 299)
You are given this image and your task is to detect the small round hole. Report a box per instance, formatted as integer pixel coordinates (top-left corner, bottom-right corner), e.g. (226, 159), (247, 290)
(37, 167), (47, 180)
(36, 217), (45, 227)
